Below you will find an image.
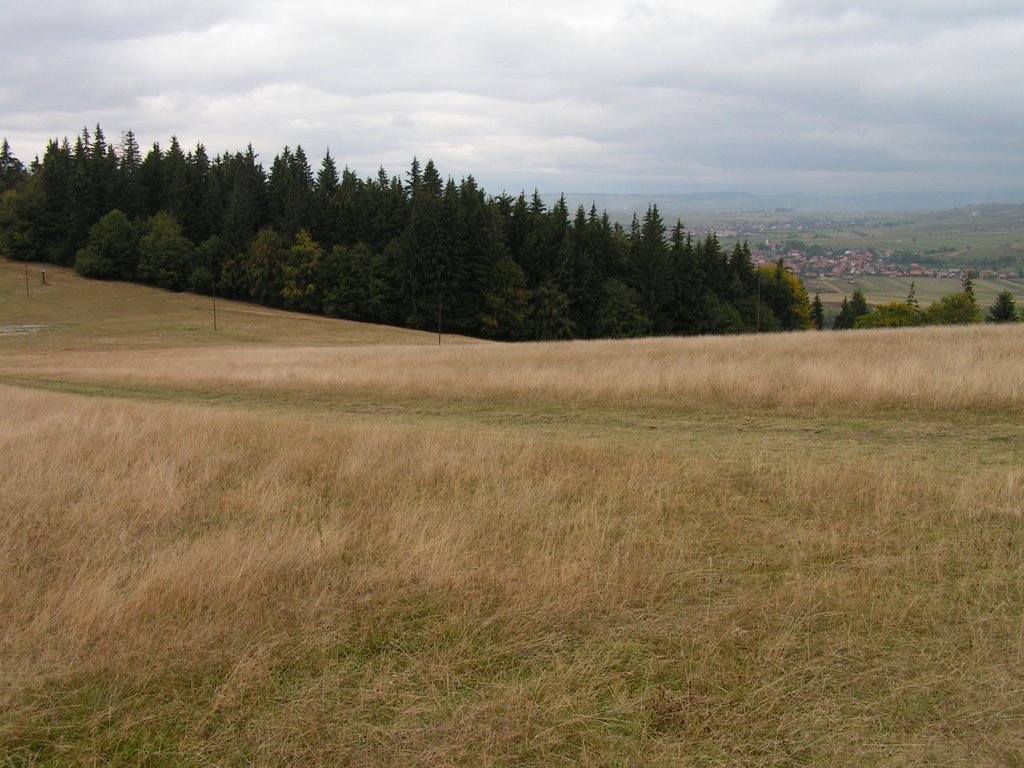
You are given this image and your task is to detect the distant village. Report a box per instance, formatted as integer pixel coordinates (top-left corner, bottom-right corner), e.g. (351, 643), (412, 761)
(746, 241), (1020, 281)
(708, 212), (1022, 281)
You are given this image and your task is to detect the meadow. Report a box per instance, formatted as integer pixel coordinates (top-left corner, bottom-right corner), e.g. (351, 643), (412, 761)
(2, 262), (1023, 765)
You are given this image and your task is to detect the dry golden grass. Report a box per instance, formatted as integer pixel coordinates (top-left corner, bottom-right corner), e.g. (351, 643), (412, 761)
(4, 323), (1024, 415)
(2, 378), (1023, 765)
(0, 260), (473, 350)
(2, 262), (1024, 765)
(4, 260), (1022, 414)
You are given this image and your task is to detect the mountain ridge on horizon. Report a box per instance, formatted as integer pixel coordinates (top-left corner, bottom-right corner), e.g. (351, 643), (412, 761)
(540, 190), (1024, 216)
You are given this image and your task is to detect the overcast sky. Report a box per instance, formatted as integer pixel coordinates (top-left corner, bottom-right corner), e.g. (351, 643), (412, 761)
(4, 0), (1023, 201)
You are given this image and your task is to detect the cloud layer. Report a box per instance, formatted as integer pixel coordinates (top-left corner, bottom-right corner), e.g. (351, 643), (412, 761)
(4, 0), (1023, 200)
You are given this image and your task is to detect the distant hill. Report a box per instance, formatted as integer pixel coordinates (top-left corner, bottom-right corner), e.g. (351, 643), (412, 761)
(544, 191), (1024, 223)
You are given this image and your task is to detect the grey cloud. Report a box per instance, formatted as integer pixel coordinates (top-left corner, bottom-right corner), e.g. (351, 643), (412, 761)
(2, 0), (1023, 200)
(776, 0), (1024, 23)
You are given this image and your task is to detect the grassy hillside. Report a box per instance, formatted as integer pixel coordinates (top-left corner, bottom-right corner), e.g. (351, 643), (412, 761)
(0, 260), (473, 351)
(2, 264), (1023, 766)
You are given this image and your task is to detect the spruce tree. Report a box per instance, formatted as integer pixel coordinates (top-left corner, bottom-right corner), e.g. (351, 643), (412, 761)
(221, 146), (266, 250)
(184, 143), (213, 244)
(833, 297), (852, 330)
(36, 138), (75, 263)
(0, 138), (27, 192)
(811, 294), (825, 330)
(116, 130), (142, 217)
(137, 142), (164, 218)
(311, 150), (340, 247)
(670, 221), (702, 334)
(630, 205), (673, 333)
(161, 136), (190, 224)
(906, 281), (919, 312)
(834, 288), (869, 329)
(986, 290), (1019, 323)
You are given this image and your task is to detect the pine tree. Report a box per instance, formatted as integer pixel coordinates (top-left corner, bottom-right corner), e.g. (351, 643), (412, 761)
(758, 259), (812, 331)
(436, 176), (469, 332)
(477, 200), (531, 339)
(89, 123), (118, 218)
(162, 136), (189, 224)
(221, 146), (266, 250)
(393, 159), (444, 328)
(906, 281), (919, 312)
(36, 138), (75, 263)
(849, 287), (869, 318)
(726, 241), (757, 329)
(332, 165), (362, 246)
(833, 296), (852, 330)
(321, 242), (381, 321)
(961, 270), (976, 300)
(451, 175), (494, 333)
(557, 205), (601, 336)
(116, 130), (142, 217)
(267, 147), (295, 235)
(311, 149), (340, 247)
(669, 221), (702, 334)
(519, 191), (560, 287)
(405, 156), (422, 196)
(67, 128), (98, 251)
(0, 138), (27, 192)
(811, 293), (825, 330)
(596, 278), (651, 338)
(834, 288), (869, 329)
(985, 290), (1019, 323)
(630, 204), (673, 333)
(507, 192), (530, 267)
(184, 143), (213, 244)
(531, 283), (575, 340)
(137, 142), (164, 218)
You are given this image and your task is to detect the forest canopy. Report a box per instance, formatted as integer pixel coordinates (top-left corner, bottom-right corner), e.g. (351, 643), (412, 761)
(0, 127), (812, 340)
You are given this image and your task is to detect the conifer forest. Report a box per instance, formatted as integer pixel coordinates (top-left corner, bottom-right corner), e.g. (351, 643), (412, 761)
(0, 128), (812, 340)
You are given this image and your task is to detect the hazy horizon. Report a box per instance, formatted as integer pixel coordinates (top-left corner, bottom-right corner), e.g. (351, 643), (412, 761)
(5, 1), (1023, 203)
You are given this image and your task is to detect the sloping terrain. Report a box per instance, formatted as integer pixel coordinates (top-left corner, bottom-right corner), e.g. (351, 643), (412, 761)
(2, 259), (1023, 766)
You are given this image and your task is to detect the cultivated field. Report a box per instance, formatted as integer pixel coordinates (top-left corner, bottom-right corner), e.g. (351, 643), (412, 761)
(805, 274), (1024, 310)
(2, 262), (1023, 765)
(715, 203), (1024, 271)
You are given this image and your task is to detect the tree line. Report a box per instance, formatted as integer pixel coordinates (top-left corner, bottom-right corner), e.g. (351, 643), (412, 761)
(0, 127), (815, 340)
(831, 276), (1020, 329)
